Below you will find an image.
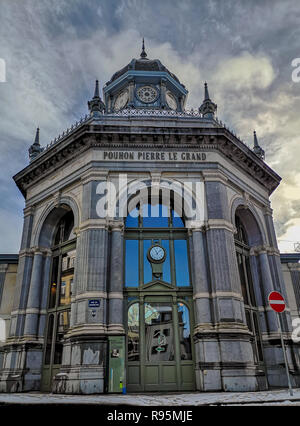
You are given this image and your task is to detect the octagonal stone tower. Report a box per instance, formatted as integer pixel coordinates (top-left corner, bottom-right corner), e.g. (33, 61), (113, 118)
(0, 43), (299, 394)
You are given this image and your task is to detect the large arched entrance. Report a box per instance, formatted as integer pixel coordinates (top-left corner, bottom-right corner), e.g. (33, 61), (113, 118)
(40, 207), (76, 391)
(124, 194), (195, 392)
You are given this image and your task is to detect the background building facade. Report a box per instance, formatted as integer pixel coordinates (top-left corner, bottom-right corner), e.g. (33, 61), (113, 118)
(0, 46), (299, 393)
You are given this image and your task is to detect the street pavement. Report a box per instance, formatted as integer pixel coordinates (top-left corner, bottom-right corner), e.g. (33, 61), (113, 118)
(0, 388), (300, 405)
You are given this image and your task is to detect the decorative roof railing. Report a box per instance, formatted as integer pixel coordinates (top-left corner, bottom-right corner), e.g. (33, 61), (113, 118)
(34, 108), (252, 160)
(42, 112), (93, 152)
(105, 108), (204, 118)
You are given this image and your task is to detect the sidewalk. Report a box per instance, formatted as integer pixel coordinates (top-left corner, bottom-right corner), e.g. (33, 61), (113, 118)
(0, 389), (300, 405)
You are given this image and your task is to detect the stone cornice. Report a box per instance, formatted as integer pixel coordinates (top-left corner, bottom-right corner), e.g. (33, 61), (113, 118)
(70, 291), (123, 302)
(202, 169), (229, 185)
(287, 263), (300, 271)
(13, 123), (281, 198)
(109, 220), (124, 232)
(18, 247), (52, 257)
(80, 169), (109, 185)
(79, 219), (109, 232)
(250, 245), (280, 256)
(194, 322), (250, 336)
(193, 291), (243, 301)
(205, 219), (236, 233)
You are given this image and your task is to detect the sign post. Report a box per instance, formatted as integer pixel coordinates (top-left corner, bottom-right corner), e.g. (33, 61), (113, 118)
(268, 291), (293, 396)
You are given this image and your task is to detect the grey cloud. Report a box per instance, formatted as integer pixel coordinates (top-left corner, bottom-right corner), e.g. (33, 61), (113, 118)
(0, 0), (300, 251)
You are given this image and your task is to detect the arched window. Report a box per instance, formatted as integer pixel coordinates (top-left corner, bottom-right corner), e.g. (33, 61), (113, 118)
(42, 209), (76, 389)
(124, 198), (190, 288)
(235, 212), (263, 364)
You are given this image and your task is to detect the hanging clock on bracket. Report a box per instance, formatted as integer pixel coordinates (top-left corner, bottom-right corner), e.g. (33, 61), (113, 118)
(147, 244), (166, 279)
(147, 244), (166, 263)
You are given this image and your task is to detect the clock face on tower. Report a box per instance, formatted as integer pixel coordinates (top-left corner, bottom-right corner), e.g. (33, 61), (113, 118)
(148, 245), (166, 263)
(165, 91), (177, 110)
(136, 85), (158, 103)
(114, 89), (129, 110)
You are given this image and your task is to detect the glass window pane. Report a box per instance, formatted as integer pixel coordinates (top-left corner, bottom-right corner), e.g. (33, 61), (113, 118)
(162, 240), (171, 283)
(142, 203), (169, 228)
(253, 312), (264, 362)
(49, 257), (59, 309)
(60, 249), (75, 306)
(245, 309), (252, 332)
(236, 253), (249, 304)
(44, 314), (54, 365)
(128, 303), (139, 362)
(174, 240), (190, 286)
(177, 303), (192, 360)
(172, 209), (184, 228)
(125, 240), (139, 287)
(144, 240), (152, 284)
(54, 311), (70, 365)
(145, 303), (174, 361)
(63, 211), (75, 241)
(245, 257), (256, 307)
(126, 207), (139, 227)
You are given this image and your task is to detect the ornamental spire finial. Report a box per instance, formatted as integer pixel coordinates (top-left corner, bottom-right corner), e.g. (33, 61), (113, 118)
(199, 82), (217, 119)
(252, 130), (265, 160)
(204, 82), (210, 100)
(88, 80), (105, 116)
(34, 127), (40, 145)
(94, 79), (100, 98)
(140, 38), (147, 59)
(29, 127), (42, 162)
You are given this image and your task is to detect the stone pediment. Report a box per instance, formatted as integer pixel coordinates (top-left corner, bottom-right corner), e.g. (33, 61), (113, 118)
(13, 117), (281, 197)
(143, 280), (174, 292)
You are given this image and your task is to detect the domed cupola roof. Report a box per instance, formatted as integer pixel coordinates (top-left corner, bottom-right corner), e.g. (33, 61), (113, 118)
(106, 40), (183, 87)
(103, 39), (188, 112)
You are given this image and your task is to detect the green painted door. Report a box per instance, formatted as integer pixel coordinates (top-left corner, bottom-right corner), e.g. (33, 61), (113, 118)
(127, 296), (195, 392)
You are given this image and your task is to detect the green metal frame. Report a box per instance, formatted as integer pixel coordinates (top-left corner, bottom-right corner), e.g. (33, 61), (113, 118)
(124, 223), (195, 391)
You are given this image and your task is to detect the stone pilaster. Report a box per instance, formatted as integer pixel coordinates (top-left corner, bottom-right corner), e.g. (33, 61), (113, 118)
(54, 173), (109, 394)
(189, 226), (220, 391)
(37, 252), (52, 338)
(0, 206), (45, 393)
(108, 221), (124, 334)
(9, 206), (35, 339)
(23, 249), (44, 337)
(197, 176), (257, 392)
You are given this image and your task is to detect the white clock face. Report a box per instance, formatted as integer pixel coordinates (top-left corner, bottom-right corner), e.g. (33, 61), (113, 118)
(137, 85), (158, 103)
(114, 89), (129, 110)
(149, 246), (165, 261)
(165, 91), (177, 110)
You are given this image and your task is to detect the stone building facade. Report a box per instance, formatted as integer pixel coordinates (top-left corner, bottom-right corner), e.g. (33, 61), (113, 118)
(0, 45), (299, 393)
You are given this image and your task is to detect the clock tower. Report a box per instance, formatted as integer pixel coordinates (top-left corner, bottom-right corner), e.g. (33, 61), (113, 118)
(1, 39), (299, 396)
(103, 39), (187, 112)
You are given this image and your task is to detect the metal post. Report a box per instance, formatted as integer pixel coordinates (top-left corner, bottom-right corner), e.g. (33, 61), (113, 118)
(277, 313), (293, 396)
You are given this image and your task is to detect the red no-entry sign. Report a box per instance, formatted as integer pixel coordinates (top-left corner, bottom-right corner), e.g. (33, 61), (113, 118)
(268, 291), (286, 313)
(268, 290), (293, 396)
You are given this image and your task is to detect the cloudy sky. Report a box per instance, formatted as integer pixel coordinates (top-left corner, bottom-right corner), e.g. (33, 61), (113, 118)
(0, 0), (300, 253)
